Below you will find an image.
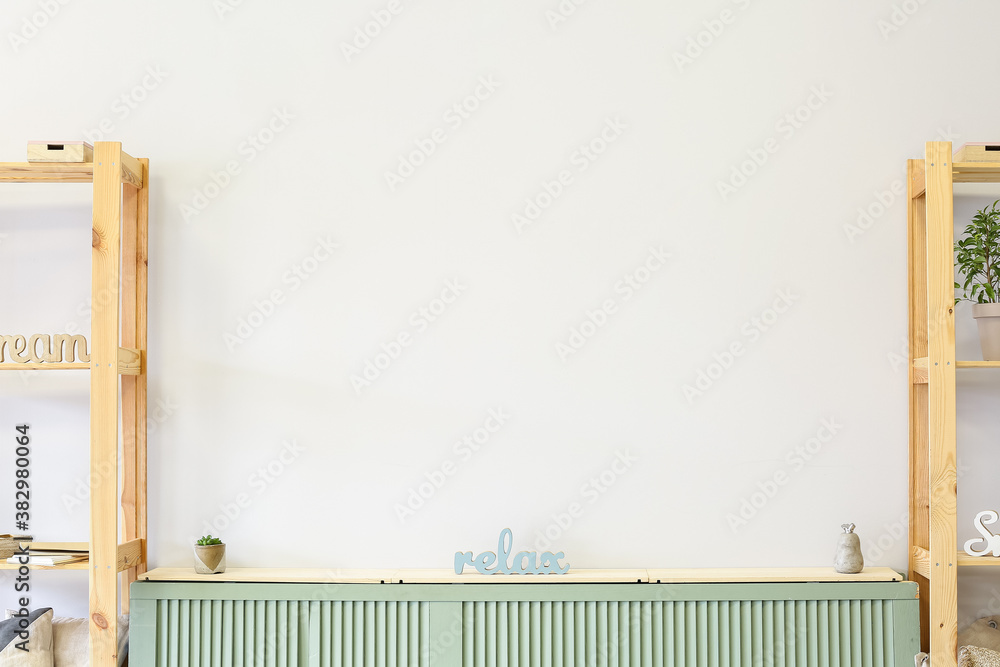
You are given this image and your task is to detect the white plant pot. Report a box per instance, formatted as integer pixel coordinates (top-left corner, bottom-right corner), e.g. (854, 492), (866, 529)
(193, 543), (226, 574)
(972, 303), (1000, 361)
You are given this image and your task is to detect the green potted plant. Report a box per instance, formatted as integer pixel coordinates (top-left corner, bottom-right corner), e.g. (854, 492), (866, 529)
(955, 200), (1000, 360)
(193, 535), (226, 574)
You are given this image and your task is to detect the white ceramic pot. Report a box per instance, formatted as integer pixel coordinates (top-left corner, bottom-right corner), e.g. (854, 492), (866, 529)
(193, 543), (226, 574)
(972, 303), (1000, 361)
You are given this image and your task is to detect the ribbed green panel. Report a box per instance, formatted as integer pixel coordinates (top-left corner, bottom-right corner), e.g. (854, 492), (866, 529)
(130, 582), (917, 666)
(148, 598), (428, 666)
(459, 598), (894, 667)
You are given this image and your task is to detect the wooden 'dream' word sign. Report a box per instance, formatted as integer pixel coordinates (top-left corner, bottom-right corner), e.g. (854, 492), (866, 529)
(0, 334), (90, 364)
(455, 528), (570, 575)
(965, 510), (1000, 557)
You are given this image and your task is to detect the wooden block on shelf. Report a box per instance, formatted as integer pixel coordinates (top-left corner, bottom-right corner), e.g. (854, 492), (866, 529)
(27, 141), (93, 163)
(954, 143), (1000, 163)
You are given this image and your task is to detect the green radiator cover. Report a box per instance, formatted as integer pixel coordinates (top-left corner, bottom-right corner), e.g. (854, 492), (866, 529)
(129, 580), (920, 666)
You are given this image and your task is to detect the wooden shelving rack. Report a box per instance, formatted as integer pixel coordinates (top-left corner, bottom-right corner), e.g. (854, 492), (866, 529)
(0, 143), (148, 667)
(907, 141), (1000, 667)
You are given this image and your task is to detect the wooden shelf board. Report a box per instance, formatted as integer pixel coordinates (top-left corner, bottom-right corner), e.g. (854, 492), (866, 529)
(0, 162), (94, 182)
(0, 362), (90, 371)
(141, 567), (904, 585)
(143, 568), (394, 584)
(958, 553), (1000, 566)
(953, 162), (1000, 183)
(648, 567), (903, 583)
(0, 560), (88, 570)
(0, 348), (143, 374)
(393, 569), (648, 584)
(0, 157), (143, 187)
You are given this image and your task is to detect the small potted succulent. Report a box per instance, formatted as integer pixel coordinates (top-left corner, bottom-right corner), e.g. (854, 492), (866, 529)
(193, 535), (226, 574)
(955, 200), (1000, 360)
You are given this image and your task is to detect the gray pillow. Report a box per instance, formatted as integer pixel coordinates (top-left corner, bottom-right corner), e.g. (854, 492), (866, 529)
(0, 607), (54, 666)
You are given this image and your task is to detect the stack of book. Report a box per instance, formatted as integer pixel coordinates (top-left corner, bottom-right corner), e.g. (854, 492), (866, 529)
(0, 534), (32, 559)
(5, 541), (88, 566)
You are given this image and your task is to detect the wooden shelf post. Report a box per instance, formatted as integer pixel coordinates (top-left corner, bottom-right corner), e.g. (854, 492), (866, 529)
(908, 154), (931, 653)
(120, 157), (149, 610)
(909, 141), (960, 667)
(90, 142), (123, 666)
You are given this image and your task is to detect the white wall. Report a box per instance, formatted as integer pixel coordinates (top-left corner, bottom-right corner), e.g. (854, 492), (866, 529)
(1, 0), (999, 629)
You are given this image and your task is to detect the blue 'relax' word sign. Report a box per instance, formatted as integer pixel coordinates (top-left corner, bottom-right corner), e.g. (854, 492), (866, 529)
(454, 528), (570, 575)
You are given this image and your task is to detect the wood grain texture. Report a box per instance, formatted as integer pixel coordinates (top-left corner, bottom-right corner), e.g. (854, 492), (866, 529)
(912, 546), (931, 579)
(90, 142), (122, 667)
(119, 150), (143, 188)
(135, 159), (149, 591)
(117, 539), (144, 572)
(911, 158), (927, 198)
(648, 567), (902, 582)
(956, 552), (1000, 566)
(119, 158), (149, 609)
(117, 347), (141, 374)
(140, 567), (902, 585)
(925, 141), (958, 667)
(0, 560), (89, 570)
(0, 162), (93, 181)
(120, 179), (138, 615)
(0, 160), (138, 184)
(143, 568), (396, 583)
(952, 163), (1000, 182)
(908, 157), (931, 653)
(394, 568), (648, 583)
(27, 141), (93, 163)
(953, 144), (1000, 163)
(0, 362), (89, 370)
